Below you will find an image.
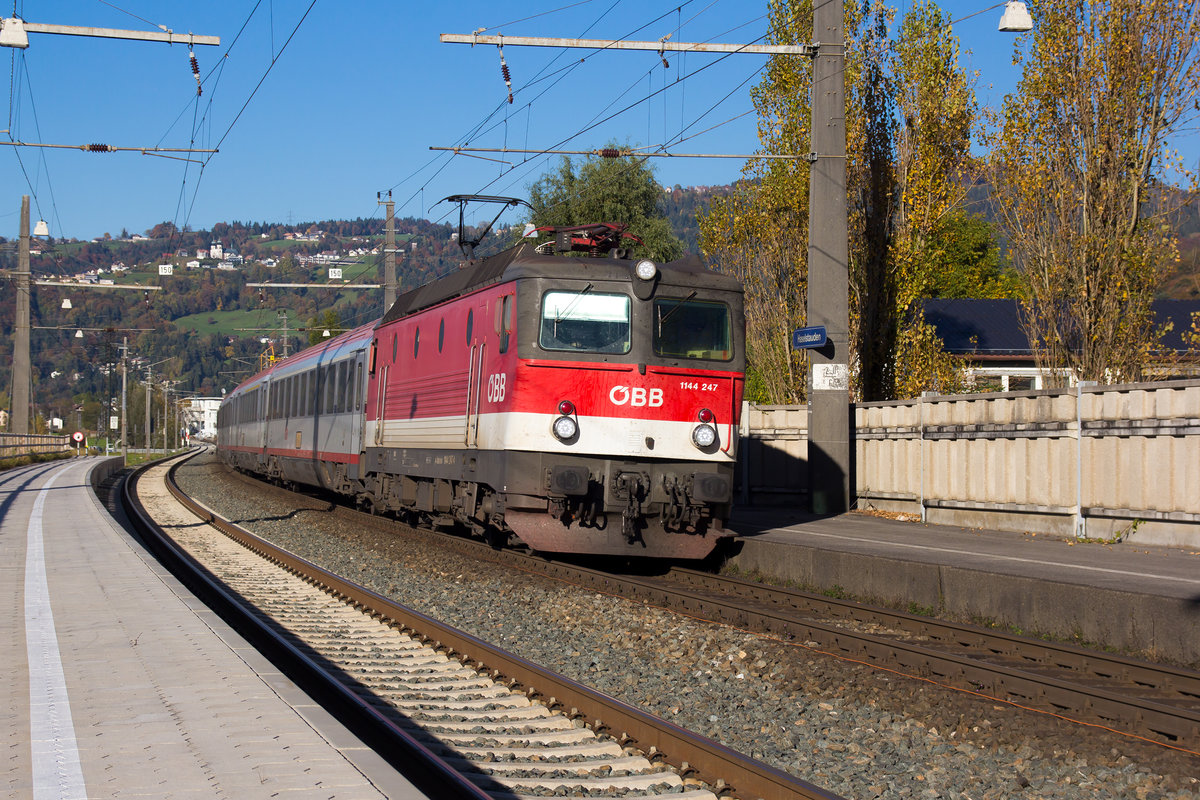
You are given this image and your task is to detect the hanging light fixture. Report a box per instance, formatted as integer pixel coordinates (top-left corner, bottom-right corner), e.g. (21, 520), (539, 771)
(74, 329), (84, 338)
(998, 1), (1033, 32)
(33, 219), (50, 237)
(61, 298), (73, 309)
(322, 329), (331, 338)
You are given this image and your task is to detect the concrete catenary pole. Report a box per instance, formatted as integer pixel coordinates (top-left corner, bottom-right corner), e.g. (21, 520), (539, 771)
(379, 192), (397, 313)
(11, 196), (32, 434)
(806, 0), (851, 514)
(120, 337), (128, 462)
(145, 364), (152, 453)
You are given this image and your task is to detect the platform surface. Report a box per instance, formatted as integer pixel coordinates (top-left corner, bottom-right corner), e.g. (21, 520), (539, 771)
(1, 457), (424, 799)
(727, 506), (1200, 666)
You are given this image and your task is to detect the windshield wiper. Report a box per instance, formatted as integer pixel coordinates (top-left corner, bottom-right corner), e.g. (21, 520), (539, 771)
(555, 282), (594, 323)
(657, 290), (697, 335)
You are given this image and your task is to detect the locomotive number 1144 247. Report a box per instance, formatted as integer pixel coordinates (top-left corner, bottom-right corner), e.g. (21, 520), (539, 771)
(679, 381), (719, 391)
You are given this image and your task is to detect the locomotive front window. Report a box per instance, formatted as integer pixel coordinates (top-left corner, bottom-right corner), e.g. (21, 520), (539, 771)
(540, 291), (631, 354)
(653, 297), (733, 360)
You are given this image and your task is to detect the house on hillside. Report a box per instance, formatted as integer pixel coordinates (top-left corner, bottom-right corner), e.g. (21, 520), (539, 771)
(923, 299), (1200, 390)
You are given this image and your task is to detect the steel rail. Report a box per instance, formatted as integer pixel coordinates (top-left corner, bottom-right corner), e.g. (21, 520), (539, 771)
(163, 457), (844, 800)
(119, 452), (492, 800)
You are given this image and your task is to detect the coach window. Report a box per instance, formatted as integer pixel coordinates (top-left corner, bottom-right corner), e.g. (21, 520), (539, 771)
(392, 333), (397, 363)
(333, 361), (345, 412)
(438, 318), (444, 352)
(341, 361), (354, 412)
(466, 309), (473, 344)
(325, 365), (336, 413)
(331, 363), (340, 413)
(414, 328), (420, 358)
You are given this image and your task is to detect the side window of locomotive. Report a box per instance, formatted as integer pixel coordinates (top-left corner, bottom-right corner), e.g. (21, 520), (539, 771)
(496, 294), (513, 354)
(539, 291), (631, 355)
(466, 309), (473, 344)
(652, 298), (733, 361)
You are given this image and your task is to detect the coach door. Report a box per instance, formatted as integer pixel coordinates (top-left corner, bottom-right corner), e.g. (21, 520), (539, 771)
(349, 351), (366, 457)
(259, 379), (271, 453)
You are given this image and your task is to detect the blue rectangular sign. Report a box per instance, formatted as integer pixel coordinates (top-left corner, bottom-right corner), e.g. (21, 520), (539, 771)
(792, 325), (827, 350)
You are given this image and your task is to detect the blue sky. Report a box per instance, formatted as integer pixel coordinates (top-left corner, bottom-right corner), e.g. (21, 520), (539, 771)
(1, 2), (1075, 241)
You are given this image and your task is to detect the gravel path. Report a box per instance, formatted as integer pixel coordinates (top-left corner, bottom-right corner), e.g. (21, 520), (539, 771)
(175, 452), (1199, 799)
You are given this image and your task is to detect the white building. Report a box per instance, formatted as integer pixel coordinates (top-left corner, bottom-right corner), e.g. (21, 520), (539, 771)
(209, 239), (223, 259)
(181, 397), (222, 440)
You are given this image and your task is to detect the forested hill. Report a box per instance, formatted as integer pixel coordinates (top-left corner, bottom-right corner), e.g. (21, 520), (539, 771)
(0, 183), (1195, 434)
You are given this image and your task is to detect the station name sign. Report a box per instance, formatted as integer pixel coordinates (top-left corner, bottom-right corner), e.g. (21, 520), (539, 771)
(791, 325), (827, 350)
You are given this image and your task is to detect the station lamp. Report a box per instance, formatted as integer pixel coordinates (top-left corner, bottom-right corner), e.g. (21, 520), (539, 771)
(999, 1), (1033, 32)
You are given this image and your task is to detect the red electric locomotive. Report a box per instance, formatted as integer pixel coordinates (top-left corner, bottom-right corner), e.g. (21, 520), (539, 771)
(218, 220), (745, 559)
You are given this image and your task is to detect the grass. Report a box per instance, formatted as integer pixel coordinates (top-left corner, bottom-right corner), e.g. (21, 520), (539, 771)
(0, 451), (75, 472)
(123, 449), (188, 467)
(172, 308), (305, 338)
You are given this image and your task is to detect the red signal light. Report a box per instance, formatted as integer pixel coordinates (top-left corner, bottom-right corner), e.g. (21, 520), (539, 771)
(697, 408), (714, 423)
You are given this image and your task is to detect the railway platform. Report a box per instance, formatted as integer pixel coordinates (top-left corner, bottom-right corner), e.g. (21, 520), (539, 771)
(1, 456), (424, 799)
(725, 506), (1200, 667)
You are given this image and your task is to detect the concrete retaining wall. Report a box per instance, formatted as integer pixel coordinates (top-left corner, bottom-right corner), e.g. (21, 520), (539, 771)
(742, 379), (1200, 548)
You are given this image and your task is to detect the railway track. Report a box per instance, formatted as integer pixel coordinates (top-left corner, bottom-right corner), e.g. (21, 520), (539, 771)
(206, 463), (1200, 755)
(124, 450), (842, 800)
(443, 534), (1200, 755)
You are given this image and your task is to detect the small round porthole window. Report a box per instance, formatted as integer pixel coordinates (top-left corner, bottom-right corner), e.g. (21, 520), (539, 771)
(414, 328), (420, 358)
(466, 309), (474, 344)
(438, 319), (445, 352)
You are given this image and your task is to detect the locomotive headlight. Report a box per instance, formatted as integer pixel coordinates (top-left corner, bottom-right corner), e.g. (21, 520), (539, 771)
(552, 415), (578, 441)
(634, 259), (658, 281)
(552, 399), (579, 442)
(691, 423), (717, 449)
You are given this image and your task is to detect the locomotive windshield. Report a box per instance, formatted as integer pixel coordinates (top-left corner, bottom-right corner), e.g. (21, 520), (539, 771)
(653, 297), (733, 361)
(540, 291), (631, 354)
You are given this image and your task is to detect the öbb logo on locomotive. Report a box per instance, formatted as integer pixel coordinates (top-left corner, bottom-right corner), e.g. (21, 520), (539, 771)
(486, 372), (506, 403)
(216, 215), (745, 560)
(608, 385), (664, 407)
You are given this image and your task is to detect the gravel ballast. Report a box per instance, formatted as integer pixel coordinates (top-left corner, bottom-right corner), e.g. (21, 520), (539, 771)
(174, 452), (1199, 799)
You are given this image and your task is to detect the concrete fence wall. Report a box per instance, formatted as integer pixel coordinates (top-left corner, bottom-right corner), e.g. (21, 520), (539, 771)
(0, 433), (71, 459)
(740, 378), (1200, 547)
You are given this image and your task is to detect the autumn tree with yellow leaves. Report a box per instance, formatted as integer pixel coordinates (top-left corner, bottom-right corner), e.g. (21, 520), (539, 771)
(698, 0), (817, 403)
(701, 0), (998, 402)
(989, 0), (1199, 385)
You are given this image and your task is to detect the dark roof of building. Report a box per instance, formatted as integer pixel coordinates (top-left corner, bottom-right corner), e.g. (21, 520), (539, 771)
(922, 299), (1200, 355)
